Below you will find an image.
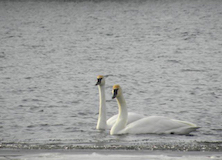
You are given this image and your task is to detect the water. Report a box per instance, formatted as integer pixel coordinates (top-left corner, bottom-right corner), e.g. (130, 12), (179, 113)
(0, 0), (222, 156)
(1, 150), (222, 160)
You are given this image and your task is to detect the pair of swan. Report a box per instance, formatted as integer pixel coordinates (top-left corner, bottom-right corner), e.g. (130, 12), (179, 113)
(95, 75), (145, 130)
(96, 75), (199, 135)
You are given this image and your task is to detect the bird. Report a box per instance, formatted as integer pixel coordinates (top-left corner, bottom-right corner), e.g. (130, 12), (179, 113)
(110, 84), (199, 135)
(95, 75), (145, 130)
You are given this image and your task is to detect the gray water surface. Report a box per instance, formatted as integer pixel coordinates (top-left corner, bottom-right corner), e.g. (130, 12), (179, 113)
(0, 0), (222, 151)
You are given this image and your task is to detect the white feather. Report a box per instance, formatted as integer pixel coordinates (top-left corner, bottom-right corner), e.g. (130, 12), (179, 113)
(110, 85), (199, 135)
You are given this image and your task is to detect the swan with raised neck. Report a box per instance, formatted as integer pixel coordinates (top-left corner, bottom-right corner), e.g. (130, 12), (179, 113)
(110, 84), (199, 135)
(110, 85), (128, 134)
(95, 75), (107, 130)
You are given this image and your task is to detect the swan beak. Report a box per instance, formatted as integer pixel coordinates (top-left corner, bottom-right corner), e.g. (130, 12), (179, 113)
(95, 81), (100, 86)
(95, 78), (101, 86)
(112, 89), (118, 99)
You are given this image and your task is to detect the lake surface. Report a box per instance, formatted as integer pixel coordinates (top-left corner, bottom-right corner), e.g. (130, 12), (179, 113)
(0, 0), (221, 156)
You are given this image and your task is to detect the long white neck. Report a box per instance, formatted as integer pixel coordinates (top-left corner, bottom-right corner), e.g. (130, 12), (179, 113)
(110, 93), (128, 135)
(96, 85), (107, 130)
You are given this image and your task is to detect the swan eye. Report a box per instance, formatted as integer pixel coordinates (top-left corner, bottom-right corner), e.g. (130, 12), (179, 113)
(112, 89), (118, 99)
(98, 78), (102, 82)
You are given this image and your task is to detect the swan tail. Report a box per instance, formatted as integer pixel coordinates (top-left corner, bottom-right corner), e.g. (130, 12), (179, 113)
(168, 126), (200, 135)
(183, 126), (200, 135)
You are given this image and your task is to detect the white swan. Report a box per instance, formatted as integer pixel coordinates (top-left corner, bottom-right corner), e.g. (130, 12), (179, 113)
(95, 75), (144, 130)
(110, 84), (199, 135)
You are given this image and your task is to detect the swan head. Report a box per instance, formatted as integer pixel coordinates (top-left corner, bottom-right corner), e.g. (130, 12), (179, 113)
(95, 75), (105, 86)
(112, 84), (122, 99)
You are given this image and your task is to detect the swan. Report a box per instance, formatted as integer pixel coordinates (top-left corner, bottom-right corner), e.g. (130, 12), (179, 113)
(95, 75), (144, 130)
(110, 84), (199, 135)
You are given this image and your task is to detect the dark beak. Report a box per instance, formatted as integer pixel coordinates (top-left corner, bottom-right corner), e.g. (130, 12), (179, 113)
(95, 78), (101, 86)
(95, 81), (99, 86)
(112, 89), (118, 99)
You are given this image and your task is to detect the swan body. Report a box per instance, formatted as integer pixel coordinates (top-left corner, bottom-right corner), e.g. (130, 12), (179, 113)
(96, 75), (144, 130)
(110, 84), (199, 135)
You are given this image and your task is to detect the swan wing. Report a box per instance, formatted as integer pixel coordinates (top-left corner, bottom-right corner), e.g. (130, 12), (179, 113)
(119, 116), (199, 135)
(107, 114), (118, 129)
(127, 112), (145, 124)
(106, 112), (145, 129)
